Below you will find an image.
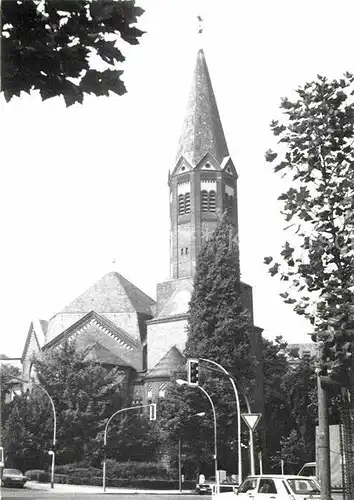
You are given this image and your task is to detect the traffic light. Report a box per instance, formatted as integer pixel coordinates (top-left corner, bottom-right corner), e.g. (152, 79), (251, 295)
(187, 358), (199, 386)
(149, 403), (156, 421)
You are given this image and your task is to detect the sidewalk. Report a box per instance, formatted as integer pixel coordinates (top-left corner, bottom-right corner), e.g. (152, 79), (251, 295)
(26, 481), (195, 495)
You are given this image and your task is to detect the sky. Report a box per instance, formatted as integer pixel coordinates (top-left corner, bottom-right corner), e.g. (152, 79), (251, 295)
(2, 0), (354, 357)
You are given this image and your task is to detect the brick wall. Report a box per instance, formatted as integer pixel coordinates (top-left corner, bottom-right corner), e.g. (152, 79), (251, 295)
(147, 317), (188, 370)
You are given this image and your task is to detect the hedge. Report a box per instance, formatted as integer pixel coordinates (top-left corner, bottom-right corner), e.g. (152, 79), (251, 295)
(38, 473), (195, 489)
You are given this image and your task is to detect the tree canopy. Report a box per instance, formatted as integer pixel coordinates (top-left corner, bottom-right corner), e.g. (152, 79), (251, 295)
(1, 0), (144, 106)
(265, 74), (354, 387)
(158, 214), (256, 478)
(2, 341), (125, 468)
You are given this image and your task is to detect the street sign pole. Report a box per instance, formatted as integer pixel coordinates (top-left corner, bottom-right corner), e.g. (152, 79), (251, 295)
(241, 413), (262, 475)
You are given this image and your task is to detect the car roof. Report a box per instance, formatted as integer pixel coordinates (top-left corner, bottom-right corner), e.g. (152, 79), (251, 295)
(245, 475), (314, 480)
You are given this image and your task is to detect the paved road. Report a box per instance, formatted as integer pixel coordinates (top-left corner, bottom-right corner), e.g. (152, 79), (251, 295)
(0, 488), (345, 500)
(1, 489), (200, 499)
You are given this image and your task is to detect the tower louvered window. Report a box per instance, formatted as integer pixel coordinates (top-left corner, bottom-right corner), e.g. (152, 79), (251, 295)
(178, 194), (185, 215)
(184, 193), (191, 213)
(225, 193), (233, 216)
(201, 190), (216, 212)
(201, 190), (209, 211)
(209, 191), (216, 212)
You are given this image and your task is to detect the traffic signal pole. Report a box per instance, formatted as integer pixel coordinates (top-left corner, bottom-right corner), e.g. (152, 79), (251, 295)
(199, 358), (243, 483)
(317, 372), (331, 500)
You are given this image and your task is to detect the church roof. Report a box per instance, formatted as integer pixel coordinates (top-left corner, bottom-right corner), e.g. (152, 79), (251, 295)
(156, 280), (193, 319)
(58, 272), (155, 316)
(176, 49), (229, 166)
(147, 346), (185, 378)
(21, 321), (43, 362)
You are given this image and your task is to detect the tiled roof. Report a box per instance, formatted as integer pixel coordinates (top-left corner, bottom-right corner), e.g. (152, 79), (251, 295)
(58, 272), (155, 316)
(146, 346), (185, 378)
(156, 280), (193, 319)
(176, 49), (229, 166)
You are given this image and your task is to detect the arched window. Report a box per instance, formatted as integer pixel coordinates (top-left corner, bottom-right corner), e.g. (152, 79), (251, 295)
(201, 190), (209, 211)
(178, 194), (185, 215)
(184, 193), (190, 213)
(209, 191), (216, 212)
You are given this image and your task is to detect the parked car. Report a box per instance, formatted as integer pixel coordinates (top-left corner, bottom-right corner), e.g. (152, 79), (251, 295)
(1, 468), (27, 488)
(196, 475), (237, 494)
(297, 462), (316, 479)
(214, 475), (321, 500)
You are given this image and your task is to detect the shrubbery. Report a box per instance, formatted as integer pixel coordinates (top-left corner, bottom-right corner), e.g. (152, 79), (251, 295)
(24, 469), (46, 481)
(29, 460), (191, 489)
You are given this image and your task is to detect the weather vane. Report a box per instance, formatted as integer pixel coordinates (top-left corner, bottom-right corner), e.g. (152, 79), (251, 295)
(197, 15), (203, 34)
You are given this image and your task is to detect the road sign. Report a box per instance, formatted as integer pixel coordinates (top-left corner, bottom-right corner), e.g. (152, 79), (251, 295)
(241, 413), (262, 431)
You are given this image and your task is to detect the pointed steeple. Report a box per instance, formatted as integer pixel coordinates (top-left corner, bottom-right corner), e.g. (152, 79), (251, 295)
(176, 49), (229, 166)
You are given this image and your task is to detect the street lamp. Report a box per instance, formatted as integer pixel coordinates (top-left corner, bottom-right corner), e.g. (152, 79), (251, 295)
(102, 403), (156, 492)
(178, 411), (206, 492)
(199, 358), (243, 481)
(176, 379), (219, 493)
(9, 376), (57, 489)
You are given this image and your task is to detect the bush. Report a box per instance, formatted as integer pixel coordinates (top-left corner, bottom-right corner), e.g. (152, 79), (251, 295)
(104, 460), (175, 479)
(52, 475), (195, 489)
(24, 469), (46, 481)
(50, 460), (188, 489)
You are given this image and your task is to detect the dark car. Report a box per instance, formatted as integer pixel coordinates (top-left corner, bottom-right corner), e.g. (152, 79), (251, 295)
(196, 476), (237, 494)
(2, 468), (27, 488)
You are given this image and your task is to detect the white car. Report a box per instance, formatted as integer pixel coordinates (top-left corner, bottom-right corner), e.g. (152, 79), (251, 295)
(213, 475), (321, 500)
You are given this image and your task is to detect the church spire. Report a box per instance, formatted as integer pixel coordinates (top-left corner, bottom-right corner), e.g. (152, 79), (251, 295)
(175, 49), (229, 166)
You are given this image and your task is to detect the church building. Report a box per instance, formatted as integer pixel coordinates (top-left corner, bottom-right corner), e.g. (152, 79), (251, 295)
(20, 49), (264, 412)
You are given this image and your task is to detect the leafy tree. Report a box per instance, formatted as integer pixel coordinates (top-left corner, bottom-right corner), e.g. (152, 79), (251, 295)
(33, 340), (124, 464)
(265, 73), (354, 388)
(284, 359), (317, 449)
(1, 0), (144, 106)
(159, 214), (256, 478)
(106, 411), (160, 462)
(2, 390), (52, 471)
(157, 376), (227, 479)
(271, 429), (312, 474)
(185, 212), (254, 387)
(3, 341), (125, 468)
(261, 337), (292, 463)
(0, 363), (21, 408)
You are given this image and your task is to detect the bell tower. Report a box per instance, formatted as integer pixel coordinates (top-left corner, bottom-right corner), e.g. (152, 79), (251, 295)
(169, 49), (239, 279)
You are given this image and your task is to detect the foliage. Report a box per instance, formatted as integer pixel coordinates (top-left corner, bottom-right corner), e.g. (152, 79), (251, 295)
(185, 212), (254, 386)
(2, 390), (52, 471)
(158, 214), (256, 477)
(157, 377), (221, 479)
(265, 73), (354, 386)
(261, 337), (292, 461)
(0, 363), (21, 409)
(271, 429), (313, 474)
(1, 0), (144, 106)
(106, 412), (160, 462)
(3, 340), (125, 468)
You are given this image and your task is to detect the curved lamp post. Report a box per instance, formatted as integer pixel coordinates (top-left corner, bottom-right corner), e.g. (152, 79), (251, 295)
(103, 404), (153, 492)
(11, 377), (57, 489)
(176, 379), (219, 493)
(199, 358), (243, 481)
